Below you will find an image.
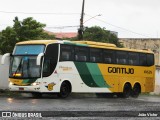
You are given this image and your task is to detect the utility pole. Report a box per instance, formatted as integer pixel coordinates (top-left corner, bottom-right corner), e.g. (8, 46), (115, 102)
(78, 0), (85, 40)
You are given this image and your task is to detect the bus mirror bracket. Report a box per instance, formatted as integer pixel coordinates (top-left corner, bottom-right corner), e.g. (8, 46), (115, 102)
(37, 53), (44, 65)
(1, 53), (10, 65)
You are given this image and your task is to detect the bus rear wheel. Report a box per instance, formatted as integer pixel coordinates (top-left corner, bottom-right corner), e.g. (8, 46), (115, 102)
(118, 83), (131, 98)
(131, 84), (141, 98)
(58, 82), (71, 98)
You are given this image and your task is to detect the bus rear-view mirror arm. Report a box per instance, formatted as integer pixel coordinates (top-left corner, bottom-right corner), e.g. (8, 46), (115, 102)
(1, 53), (10, 65)
(37, 53), (44, 65)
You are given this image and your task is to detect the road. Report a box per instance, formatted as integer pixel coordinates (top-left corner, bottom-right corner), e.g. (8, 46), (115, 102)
(0, 93), (160, 119)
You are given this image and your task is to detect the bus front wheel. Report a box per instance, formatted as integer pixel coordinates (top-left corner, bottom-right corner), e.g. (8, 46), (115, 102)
(58, 81), (71, 98)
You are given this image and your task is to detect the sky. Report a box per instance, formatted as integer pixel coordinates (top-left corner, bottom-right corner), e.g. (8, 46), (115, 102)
(0, 0), (160, 38)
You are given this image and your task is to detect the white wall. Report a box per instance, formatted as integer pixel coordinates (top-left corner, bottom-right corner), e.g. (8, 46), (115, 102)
(154, 67), (160, 94)
(0, 55), (9, 90)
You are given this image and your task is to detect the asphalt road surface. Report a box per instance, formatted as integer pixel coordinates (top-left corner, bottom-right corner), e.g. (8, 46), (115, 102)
(0, 93), (160, 119)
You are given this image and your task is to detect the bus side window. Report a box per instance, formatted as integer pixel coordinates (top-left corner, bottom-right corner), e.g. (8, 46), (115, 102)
(103, 50), (115, 64)
(75, 55), (78, 61)
(90, 48), (102, 63)
(104, 58), (111, 63)
(90, 56), (96, 62)
(128, 59), (133, 65)
(79, 56), (87, 61)
(61, 52), (70, 61)
(139, 53), (147, 66)
(43, 44), (58, 77)
(43, 59), (51, 76)
(116, 51), (128, 65)
(60, 45), (73, 61)
(147, 54), (154, 66)
(128, 52), (139, 65)
(75, 46), (89, 62)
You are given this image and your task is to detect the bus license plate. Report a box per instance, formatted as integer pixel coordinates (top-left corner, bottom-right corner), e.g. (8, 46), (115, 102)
(19, 87), (24, 91)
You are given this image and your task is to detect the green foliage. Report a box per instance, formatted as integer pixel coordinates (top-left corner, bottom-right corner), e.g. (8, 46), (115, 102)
(0, 27), (17, 54)
(0, 17), (55, 54)
(83, 26), (109, 42)
(81, 26), (123, 47)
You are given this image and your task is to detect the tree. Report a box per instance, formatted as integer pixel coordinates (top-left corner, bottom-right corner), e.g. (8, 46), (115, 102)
(0, 17), (55, 54)
(82, 26), (123, 47)
(0, 27), (17, 54)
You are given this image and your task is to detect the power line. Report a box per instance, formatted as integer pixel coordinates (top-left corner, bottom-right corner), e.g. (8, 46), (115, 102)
(0, 23), (79, 29)
(45, 25), (79, 29)
(85, 14), (152, 38)
(0, 10), (80, 15)
(0, 10), (155, 38)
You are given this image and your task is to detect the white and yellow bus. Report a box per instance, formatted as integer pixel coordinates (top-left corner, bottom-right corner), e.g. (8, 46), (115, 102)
(1, 40), (155, 98)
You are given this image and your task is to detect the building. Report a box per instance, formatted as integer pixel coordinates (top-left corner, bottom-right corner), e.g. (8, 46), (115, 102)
(119, 38), (160, 65)
(44, 30), (77, 39)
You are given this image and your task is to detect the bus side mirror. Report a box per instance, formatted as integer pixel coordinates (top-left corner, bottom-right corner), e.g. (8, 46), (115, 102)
(36, 53), (44, 65)
(1, 53), (10, 65)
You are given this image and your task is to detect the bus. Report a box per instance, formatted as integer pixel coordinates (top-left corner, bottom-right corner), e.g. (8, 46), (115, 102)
(1, 40), (155, 98)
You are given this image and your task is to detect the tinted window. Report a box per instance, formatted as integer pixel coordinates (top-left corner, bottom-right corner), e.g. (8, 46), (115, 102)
(60, 45), (74, 61)
(139, 53), (147, 66)
(147, 54), (154, 66)
(128, 52), (139, 65)
(75, 46), (89, 62)
(116, 51), (128, 64)
(90, 48), (102, 63)
(103, 50), (115, 64)
(43, 44), (58, 77)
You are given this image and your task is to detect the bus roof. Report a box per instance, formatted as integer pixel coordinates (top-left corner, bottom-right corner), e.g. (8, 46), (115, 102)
(16, 40), (58, 45)
(16, 40), (154, 54)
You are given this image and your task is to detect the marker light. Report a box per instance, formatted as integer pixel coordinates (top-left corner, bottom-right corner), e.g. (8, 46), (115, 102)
(13, 73), (22, 77)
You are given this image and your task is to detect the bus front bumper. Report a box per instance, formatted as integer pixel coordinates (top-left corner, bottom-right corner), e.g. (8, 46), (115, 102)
(9, 84), (41, 92)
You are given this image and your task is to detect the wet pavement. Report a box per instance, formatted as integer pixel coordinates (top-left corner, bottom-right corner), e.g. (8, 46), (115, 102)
(0, 93), (160, 119)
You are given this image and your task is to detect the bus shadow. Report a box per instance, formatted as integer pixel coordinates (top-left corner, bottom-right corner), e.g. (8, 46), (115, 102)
(95, 93), (118, 98)
(10, 93), (123, 99)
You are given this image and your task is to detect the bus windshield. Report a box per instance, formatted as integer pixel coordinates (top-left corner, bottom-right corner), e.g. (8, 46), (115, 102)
(9, 56), (41, 78)
(13, 45), (45, 55)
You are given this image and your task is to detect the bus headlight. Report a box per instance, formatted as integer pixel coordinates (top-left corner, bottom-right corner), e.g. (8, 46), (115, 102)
(31, 82), (40, 86)
(9, 82), (14, 85)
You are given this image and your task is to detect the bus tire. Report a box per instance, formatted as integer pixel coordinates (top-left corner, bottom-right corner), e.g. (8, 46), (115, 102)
(32, 92), (42, 98)
(131, 83), (141, 98)
(58, 81), (71, 98)
(121, 83), (131, 98)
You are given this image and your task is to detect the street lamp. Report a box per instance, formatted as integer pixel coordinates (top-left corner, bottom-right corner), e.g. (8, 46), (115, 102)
(78, 14), (101, 40)
(83, 14), (101, 24)
(78, 0), (101, 40)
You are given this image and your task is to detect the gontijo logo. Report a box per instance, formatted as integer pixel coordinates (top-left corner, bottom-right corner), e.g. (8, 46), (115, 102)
(108, 67), (134, 74)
